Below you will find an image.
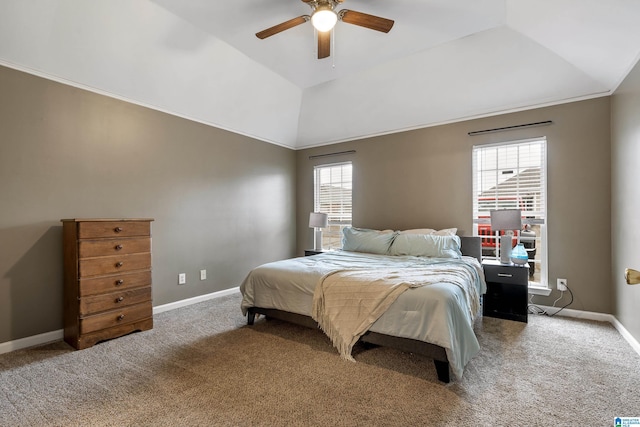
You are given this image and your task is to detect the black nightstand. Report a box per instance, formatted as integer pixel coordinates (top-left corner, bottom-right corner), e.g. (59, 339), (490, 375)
(482, 260), (529, 323)
(304, 249), (328, 256)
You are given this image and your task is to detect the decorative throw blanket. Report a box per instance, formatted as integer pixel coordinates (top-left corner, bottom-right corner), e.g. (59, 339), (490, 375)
(311, 263), (480, 361)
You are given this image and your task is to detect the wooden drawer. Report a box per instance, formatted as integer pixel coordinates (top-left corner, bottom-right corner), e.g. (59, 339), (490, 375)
(79, 270), (152, 297)
(79, 253), (151, 277)
(79, 237), (150, 258)
(79, 302), (152, 335)
(484, 265), (529, 285)
(78, 221), (150, 239)
(79, 286), (151, 316)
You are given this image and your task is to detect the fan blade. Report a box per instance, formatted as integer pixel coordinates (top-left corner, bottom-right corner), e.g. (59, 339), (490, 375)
(256, 16), (309, 39)
(339, 10), (394, 33)
(318, 30), (330, 59)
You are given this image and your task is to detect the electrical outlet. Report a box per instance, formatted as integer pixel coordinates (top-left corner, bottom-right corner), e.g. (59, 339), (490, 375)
(200, 269), (206, 280)
(178, 273), (186, 285)
(557, 278), (567, 291)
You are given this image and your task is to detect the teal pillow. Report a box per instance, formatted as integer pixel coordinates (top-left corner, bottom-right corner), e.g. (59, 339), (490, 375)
(342, 227), (397, 254)
(389, 233), (462, 258)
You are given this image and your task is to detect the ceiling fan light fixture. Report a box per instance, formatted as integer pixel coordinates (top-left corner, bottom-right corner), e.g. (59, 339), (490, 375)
(311, 6), (337, 32)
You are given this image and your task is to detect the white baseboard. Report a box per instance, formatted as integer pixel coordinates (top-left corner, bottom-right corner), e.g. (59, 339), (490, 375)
(535, 305), (613, 322)
(0, 287), (241, 355)
(536, 304), (640, 357)
(608, 316), (640, 356)
(2, 290), (638, 359)
(152, 287), (240, 314)
(0, 329), (63, 355)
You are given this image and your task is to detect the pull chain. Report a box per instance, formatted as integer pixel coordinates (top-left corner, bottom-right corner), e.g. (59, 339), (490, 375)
(314, 27), (317, 59)
(332, 27), (335, 68)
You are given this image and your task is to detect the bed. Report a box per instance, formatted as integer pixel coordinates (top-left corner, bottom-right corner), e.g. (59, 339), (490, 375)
(240, 229), (486, 383)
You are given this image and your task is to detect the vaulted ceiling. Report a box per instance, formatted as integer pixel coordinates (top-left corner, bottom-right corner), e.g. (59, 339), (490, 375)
(1, 1), (639, 149)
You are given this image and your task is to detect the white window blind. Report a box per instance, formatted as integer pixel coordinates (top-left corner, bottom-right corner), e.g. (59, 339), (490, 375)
(314, 162), (352, 249)
(473, 138), (547, 287)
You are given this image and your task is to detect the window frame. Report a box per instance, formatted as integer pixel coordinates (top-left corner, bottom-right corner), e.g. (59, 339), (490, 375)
(472, 138), (548, 290)
(313, 161), (353, 250)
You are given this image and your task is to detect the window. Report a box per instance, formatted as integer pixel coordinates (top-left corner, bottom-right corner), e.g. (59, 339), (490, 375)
(314, 162), (352, 249)
(472, 139), (547, 288)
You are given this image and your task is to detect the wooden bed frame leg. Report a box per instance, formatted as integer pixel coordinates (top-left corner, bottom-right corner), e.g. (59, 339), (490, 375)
(247, 310), (255, 325)
(433, 360), (450, 383)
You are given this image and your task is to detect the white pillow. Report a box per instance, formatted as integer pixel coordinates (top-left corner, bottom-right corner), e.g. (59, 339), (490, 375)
(400, 228), (436, 235)
(400, 228), (458, 236)
(389, 233), (462, 258)
(342, 227), (398, 254)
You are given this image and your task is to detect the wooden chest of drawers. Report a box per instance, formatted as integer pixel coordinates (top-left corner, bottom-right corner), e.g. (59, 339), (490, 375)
(61, 218), (154, 349)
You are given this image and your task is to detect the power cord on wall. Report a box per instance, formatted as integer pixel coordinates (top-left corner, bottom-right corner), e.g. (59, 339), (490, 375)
(528, 284), (574, 316)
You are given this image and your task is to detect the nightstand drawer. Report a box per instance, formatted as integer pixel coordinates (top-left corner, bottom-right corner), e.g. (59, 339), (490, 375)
(484, 266), (529, 285)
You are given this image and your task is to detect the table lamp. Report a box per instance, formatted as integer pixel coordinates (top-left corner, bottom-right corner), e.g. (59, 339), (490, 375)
(490, 209), (522, 264)
(309, 212), (328, 251)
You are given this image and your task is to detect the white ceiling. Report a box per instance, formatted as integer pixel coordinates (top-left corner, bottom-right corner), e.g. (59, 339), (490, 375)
(0, 0), (639, 149)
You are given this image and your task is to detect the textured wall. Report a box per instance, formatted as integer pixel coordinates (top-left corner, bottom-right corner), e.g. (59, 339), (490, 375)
(0, 65), (296, 344)
(612, 59), (640, 344)
(297, 97), (612, 314)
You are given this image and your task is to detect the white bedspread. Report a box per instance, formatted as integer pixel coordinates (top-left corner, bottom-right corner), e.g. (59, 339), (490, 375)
(240, 251), (486, 379)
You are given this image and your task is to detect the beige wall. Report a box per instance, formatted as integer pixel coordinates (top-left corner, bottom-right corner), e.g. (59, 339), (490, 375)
(0, 65), (297, 345)
(297, 97), (612, 314)
(612, 59), (640, 342)
(3, 59), (629, 346)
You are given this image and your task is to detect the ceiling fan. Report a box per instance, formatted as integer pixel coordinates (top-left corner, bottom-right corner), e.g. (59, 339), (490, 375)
(256, 0), (394, 59)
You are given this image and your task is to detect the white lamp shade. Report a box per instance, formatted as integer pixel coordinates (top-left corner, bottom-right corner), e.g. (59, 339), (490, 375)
(309, 212), (328, 228)
(490, 209), (522, 231)
(311, 8), (337, 32)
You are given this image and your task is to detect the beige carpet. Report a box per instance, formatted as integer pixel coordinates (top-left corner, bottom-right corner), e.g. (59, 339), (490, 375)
(1, 292), (639, 426)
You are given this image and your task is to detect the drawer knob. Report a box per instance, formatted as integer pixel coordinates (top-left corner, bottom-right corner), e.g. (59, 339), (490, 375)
(497, 273), (513, 278)
(116, 261), (124, 268)
(117, 314), (125, 321)
(115, 244), (123, 250)
(114, 227), (123, 233)
(116, 296), (124, 303)
(116, 279), (124, 286)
